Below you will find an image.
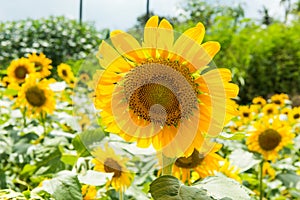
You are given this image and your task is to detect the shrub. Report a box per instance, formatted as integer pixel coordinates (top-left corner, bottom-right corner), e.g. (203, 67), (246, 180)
(0, 16), (108, 68)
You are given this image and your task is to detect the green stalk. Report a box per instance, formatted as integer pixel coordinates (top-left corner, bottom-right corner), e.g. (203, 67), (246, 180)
(161, 153), (174, 175)
(119, 190), (124, 200)
(259, 161), (264, 200)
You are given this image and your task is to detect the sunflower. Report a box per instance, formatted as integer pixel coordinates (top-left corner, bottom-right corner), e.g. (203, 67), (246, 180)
(94, 16), (239, 157)
(1, 76), (10, 87)
(262, 104), (278, 116)
(57, 63), (75, 84)
(218, 160), (241, 182)
(28, 52), (53, 78)
(238, 105), (253, 123)
(288, 107), (300, 124)
(7, 58), (35, 84)
(91, 144), (133, 192)
(246, 117), (294, 161)
(172, 143), (223, 184)
(16, 74), (56, 117)
(281, 107), (291, 115)
(252, 96), (266, 107)
(81, 185), (97, 200)
(271, 94), (287, 107)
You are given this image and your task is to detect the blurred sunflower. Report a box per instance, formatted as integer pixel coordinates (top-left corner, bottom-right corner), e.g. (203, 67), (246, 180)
(262, 161), (276, 179)
(57, 63), (75, 84)
(288, 107), (300, 124)
(262, 104), (278, 116)
(238, 105), (253, 123)
(252, 96), (266, 107)
(7, 58), (35, 83)
(28, 52), (53, 78)
(246, 117), (294, 161)
(91, 144), (133, 192)
(281, 107), (291, 115)
(172, 143), (223, 184)
(16, 74), (55, 117)
(1, 76), (10, 87)
(271, 94), (287, 107)
(94, 16), (238, 157)
(218, 159), (241, 182)
(81, 185), (97, 200)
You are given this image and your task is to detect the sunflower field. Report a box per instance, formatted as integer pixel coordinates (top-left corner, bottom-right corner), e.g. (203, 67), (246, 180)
(1, 1), (300, 200)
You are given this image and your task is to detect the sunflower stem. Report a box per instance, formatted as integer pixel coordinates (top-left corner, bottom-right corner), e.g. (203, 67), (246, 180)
(22, 108), (27, 127)
(161, 154), (174, 175)
(259, 161), (264, 200)
(119, 190), (124, 200)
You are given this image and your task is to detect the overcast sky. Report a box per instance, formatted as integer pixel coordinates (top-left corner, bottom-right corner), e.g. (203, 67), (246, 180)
(0, 0), (290, 31)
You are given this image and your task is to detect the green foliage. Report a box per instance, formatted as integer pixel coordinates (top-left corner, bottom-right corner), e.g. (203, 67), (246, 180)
(0, 16), (107, 68)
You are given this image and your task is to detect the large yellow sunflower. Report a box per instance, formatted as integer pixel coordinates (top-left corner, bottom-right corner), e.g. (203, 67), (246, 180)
(91, 144), (133, 192)
(246, 117), (294, 161)
(7, 58), (35, 84)
(28, 52), (53, 78)
(57, 63), (75, 84)
(172, 143), (223, 184)
(16, 74), (55, 117)
(94, 16), (239, 157)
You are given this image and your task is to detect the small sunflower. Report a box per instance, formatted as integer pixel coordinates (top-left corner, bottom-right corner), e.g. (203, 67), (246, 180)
(262, 104), (278, 116)
(238, 105), (253, 123)
(246, 117), (294, 161)
(16, 74), (56, 117)
(1, 76), (10, 87)
(281, 107), (291, 115)
(7, 58), (35, 84)
(271, 94), (287, 107)
(94, 16), (238, 157)
(57, 63), (75, 84)
(91, 144), (133, 192)
(28, 52), (53, 78)
(288, 107), (300, 124)
(172, 143), (223, 184)
(81, 185), (97, 200)
(252, 96), (266, 107)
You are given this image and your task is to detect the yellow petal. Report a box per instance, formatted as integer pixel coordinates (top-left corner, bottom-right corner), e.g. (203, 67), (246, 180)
(157, 19), (174, 55)
(201, 41), (221, 60)
(182, 22), (205, 44)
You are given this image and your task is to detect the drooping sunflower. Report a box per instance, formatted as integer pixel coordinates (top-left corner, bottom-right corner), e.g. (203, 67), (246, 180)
(172, 143), (223, 184)
(246, 117), (294, 161)
(91, 144), (133, 192)
(57, 63), (75, 84)
(94, 16), (239, 157)
(262, 104), (278, 116)
(28, 52), (53, 78)
(252, 96), (267, 107)
(7, 58), (35, 84)
(16, 74), (55, 117)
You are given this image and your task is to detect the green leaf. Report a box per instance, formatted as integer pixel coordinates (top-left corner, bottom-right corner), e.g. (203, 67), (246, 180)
(20, 164), (37, 176)
(194, 174), (253, 200)
(60, 154), (77, 166)
(218, 132), (245, 140)
(72, 128), (106, 157)
(2, 88), (18, 96)
(277, 172), (300, 188)
(41, 171), (82, 200)
(149, 175), (214, 200)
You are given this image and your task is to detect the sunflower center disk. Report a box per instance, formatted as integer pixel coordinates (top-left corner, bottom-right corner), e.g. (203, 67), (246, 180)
(175, 149), (204, 168)
(62, 69), (68, 77)
(258, 129), (282, 151)
(104, 158), (122, 178)
(34, 62), (43, 72)
(294, 113), (300, 119)
(25, 86), (46, 107)
(123, 62), (198, 127)
(15, 66), (28, 79)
